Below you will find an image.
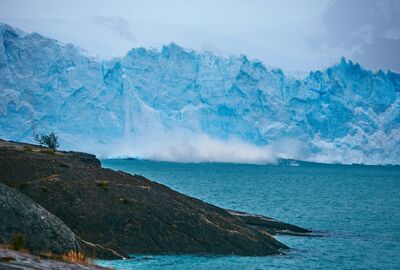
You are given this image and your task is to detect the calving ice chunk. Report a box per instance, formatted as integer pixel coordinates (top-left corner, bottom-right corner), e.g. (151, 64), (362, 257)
(0, 23), (399, 165)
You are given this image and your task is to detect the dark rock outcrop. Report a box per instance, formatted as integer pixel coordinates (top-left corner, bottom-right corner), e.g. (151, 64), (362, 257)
(227, 210), (312, 236)
(0, 183), (80, 254)
(0, 139), (311, 257)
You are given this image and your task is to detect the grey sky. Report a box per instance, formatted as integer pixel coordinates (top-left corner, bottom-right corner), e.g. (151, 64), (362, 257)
(0, 0), (399, 72)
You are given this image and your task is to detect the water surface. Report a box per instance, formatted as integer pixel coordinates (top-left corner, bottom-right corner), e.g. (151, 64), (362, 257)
(98, 160), (400, 270)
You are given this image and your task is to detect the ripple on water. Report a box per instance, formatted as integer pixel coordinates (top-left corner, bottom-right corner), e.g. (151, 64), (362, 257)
(98, 160), (400, 270)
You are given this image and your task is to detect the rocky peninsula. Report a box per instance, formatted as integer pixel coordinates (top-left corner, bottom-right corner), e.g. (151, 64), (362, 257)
(0, 139), (311, 266)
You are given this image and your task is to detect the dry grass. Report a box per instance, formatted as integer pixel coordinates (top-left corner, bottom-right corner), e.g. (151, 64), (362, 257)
(0, 245), (95, 267)
(61, 251), (91, 265)
(96, 180), (109, 190)
(18, 146), (33, 153)
(39, 174), (60, 182)
(40, 250), (92, 265)
(39, 148), (56, 155)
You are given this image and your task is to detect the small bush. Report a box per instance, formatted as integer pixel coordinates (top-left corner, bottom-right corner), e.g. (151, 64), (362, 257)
(10, 232), (26, 251)
(96, 180), (109, 190)
(35, 132), (59, 151)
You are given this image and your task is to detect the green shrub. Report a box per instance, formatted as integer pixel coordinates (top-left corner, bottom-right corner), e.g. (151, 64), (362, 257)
(35, 132), (59, 151)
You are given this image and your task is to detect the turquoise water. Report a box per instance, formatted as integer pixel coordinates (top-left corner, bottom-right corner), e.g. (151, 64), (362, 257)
(98, 160), (400, 270)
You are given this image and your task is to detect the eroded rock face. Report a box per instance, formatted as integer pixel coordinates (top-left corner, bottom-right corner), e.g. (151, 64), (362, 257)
(0, 183), (80, 255)
(0, 139), (289, 256)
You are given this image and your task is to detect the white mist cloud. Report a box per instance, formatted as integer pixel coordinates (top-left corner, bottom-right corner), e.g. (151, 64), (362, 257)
(92, 129), (306, 164)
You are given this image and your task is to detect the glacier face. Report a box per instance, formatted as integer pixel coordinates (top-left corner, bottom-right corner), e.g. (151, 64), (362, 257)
(0, 23), (399, 164)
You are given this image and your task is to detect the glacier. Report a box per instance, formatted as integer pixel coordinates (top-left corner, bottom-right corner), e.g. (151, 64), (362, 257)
(0, 23), (399, 165)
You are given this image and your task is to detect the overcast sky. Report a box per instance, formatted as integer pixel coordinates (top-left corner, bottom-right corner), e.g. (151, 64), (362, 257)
(0, 0), (399, 72)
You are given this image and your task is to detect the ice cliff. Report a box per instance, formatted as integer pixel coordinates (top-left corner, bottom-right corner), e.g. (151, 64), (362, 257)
(0, 23), (399, 164)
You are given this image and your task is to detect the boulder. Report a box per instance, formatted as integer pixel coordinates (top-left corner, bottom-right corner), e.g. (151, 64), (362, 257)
(0, 183), (79, 255)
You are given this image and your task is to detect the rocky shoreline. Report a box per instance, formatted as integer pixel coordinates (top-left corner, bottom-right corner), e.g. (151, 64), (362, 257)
(0, 139), (312, 267)
(0, 247), (110, 270)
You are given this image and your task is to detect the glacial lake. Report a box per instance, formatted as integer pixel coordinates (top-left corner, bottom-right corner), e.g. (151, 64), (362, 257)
(97, 159), (400, 270)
